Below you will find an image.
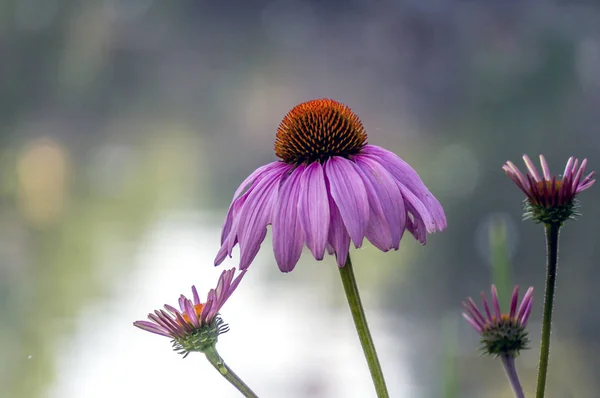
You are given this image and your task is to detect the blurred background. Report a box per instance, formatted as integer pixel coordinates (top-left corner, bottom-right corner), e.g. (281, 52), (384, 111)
(1, 0), (599, 397)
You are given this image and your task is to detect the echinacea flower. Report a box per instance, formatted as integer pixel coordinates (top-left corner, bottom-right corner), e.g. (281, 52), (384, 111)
(462, 285), (533, 357)
(503, 155), (595, 224)
(134, 268), (244, 357)
(215, 98), (447, 272)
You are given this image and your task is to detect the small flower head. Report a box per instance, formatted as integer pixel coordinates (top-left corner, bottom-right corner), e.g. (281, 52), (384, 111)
(216, 99), (447, 272)
(462, 285), (534, 357)
(133, 268), (245, 357)
(503, 155), (595, 225)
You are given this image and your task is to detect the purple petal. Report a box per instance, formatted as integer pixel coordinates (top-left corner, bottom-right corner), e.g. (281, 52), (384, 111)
(520, 299), (534, 327)
(466, 298), (486, 326)
(327, 194), (351, 267)
(354, 156), (406, 251)
(517, 287), (534, 321)
(405, 211), (427, 244)
(491, 285), (502, 319)
(164, 304), (179, 315)
(462, 313), (483, 333)
(237, 163), (290, 269)
(539, 155), (552, 181)
(326, 157), (369, 248)
(362, 145), (446, 231)
(571, 158), (587, 191)
(481, 292), (492, 322)
(523, 155), (541, 182)
(133, 321), (171, 337)
(192, 286), (201, 305)
(503, 162), (529, 192)
(183, 299), (199, 328)
(563, 157), (574, 179)
(298, 162), (330, 261)
(509, 286), (519, 319)
(396, 181), (437, 234)
(272, 170), (305, 272)
(200, 268), (245, 324)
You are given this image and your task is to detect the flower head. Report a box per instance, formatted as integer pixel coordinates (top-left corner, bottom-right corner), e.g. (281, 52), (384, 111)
(462, 285), (534, 357)
(215, 99), (447, 272)
(133, 268), (245, 357)
(503, 155), (595, 225)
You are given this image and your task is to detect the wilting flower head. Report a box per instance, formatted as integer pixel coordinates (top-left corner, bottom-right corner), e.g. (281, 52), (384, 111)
(462, 285), (534, 357)
(503, 155), (595, 225)
(215, 99), (447, 272)
(133, 268), (244, 357)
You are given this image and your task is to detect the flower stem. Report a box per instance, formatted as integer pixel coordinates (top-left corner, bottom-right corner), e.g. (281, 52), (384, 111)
(338, 255), (389, 398)
(535, 222), (560, 398)
(204, 346), (260, 398)
(501, 354), (526, 398)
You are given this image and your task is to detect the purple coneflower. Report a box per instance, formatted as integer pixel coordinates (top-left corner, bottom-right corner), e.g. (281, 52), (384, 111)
(503, 154), (595, 224)
(134, 268), (244, 356)
(215, 98), (447, 272)
(462, 285), (533, 357)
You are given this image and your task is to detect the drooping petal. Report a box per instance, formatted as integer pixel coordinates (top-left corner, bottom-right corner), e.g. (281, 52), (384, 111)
(327, 194), (351, 266)
(405, 211), (427, 244)
(297, 162), (330, 261)
(236, 163), (291, 269)
(362, 145), (446, 231)
(326, 157), (370, 248)
(220, 162), (281, 243)
(215, 162), (289, 266)
(354, 155), (406, 251)
(273, 165), (305, 272)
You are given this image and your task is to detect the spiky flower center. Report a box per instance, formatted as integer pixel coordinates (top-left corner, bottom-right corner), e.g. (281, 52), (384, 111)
(172, 316), (230, 358)
(480, 315), (529, 357)
(275, 99), (368, 165)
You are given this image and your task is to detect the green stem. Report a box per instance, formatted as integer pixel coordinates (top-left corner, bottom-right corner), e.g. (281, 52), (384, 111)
(535, 223), (560, 398)
(338, 255), (389, 398)
(204, 346), (260, 398)
(501, 354), (526, 398)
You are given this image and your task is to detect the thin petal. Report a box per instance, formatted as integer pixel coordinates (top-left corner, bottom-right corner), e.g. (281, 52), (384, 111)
(133, 321), (171, 337)
(539, 155), (552, 181)
(491, 285), (502, 319)
(272, 166), (305, 272)
(192, 286), (201, 305)
(183, 299), (199, 328)
(462, 313), (483, 333)
(517, 287), (534, 321)
(509, 286), (519, 319)
(523, 155), (541, 182)
(298, 162), (330, 261)
(326, 157), (369, 247)
(520, 299), (534, 327)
